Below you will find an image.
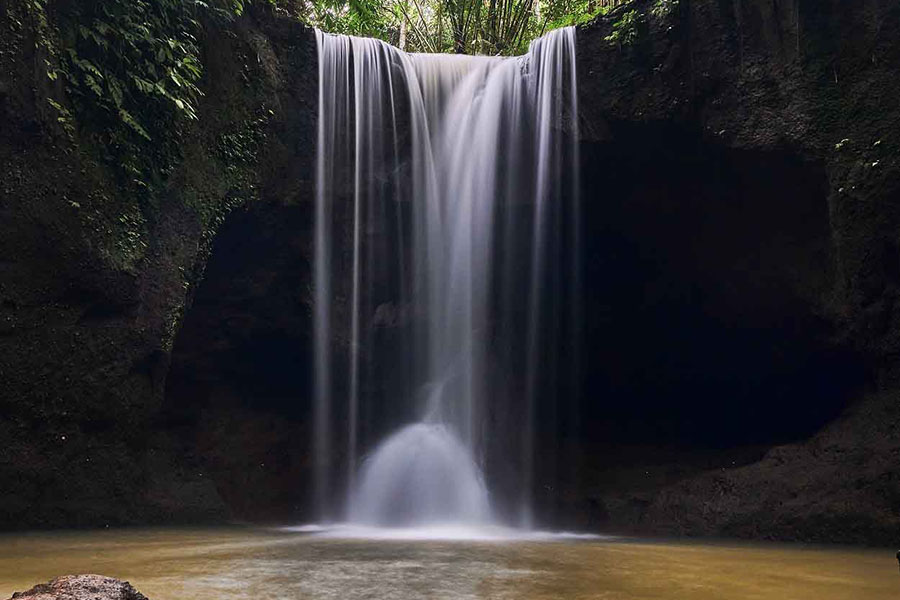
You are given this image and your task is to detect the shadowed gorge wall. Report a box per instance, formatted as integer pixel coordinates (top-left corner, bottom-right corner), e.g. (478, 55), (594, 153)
(565, 0), (900, 543)
(0, 2), (317, 528)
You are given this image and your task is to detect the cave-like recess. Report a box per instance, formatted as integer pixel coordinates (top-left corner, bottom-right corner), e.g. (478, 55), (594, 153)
(164, 124), (866, 524)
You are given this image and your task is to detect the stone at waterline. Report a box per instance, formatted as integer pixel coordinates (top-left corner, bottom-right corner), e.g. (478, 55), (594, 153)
(8, 575), (149, 600)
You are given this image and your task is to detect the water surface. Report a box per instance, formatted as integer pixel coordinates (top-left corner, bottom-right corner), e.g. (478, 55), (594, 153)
(0, 527), (896, 599)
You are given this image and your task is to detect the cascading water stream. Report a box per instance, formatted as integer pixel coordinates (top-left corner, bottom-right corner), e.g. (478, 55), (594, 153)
(314, 27), (579, 530)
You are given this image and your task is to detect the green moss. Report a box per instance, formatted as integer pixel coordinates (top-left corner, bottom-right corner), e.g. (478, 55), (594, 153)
(606, 9), (640, 47)
(650, 0), (679, 20)
(603, 0), (679, 49)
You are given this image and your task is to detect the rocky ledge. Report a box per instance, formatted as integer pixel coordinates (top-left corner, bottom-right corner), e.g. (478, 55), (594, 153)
(7, 576), (149, 600)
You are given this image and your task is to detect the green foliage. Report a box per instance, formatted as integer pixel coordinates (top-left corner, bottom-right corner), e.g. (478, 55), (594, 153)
(602, 0), (679, 49)
(115, 206), (150, 267)
(46, 98), (75, 137)
(43, 1), (218, 139)
(305, 0), (628, 55)
(545, 0), (611, 30)
(10, 0), (296, 281)
(19, 0), (269, 196)
(308, 0), (397, 40)
(650, 0), (678, 19)
(605, 8), (638, 47)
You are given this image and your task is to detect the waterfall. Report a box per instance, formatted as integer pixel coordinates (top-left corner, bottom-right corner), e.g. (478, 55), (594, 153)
(314, 27), (579, 528)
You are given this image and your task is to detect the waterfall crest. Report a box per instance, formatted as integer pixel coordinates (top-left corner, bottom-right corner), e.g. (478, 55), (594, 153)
(314, 27), (579, 528)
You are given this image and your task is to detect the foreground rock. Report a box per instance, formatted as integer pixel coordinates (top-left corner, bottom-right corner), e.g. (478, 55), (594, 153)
(7, 576), (149, 600)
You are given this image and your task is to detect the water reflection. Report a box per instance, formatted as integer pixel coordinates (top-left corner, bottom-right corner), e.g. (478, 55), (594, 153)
(0, 527), (895, 599)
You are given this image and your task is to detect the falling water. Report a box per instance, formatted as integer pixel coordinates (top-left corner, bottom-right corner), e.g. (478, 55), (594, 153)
(314, 27), (579, 528)
(313, 33), (348, 520)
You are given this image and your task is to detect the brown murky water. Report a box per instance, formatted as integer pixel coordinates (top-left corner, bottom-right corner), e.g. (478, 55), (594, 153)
(0, 527), (897, 599)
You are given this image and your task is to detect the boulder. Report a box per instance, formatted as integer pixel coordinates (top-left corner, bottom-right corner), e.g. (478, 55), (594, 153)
(7, 575), (149, 600)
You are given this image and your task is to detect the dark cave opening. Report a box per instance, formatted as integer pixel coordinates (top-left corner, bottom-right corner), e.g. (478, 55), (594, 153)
(577, 123), (867, 450)
(163, 203), (317, 521)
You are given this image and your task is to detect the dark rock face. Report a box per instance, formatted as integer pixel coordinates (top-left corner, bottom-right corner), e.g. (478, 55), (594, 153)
(0, 3), (318, 528)
(1, 0), (899, 545)
(566, 0), (900, 544)
(163, 204), (317, 522)
(641, 389), (900, 545)
(8, 575), (148, 600)
(577, 0), (900, 359)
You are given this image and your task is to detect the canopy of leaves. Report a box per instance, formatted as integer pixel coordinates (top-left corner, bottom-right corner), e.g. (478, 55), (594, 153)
(304, 0), (629, 55)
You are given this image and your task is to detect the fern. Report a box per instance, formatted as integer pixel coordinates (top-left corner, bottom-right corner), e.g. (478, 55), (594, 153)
(605, 9), (639, 47)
